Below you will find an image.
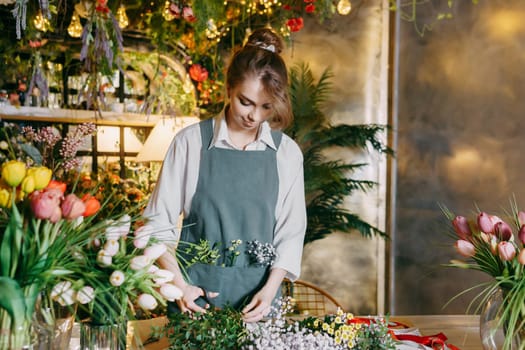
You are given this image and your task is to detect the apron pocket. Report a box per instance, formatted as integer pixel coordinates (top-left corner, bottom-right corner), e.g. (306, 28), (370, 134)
(187, 263), (268, 310)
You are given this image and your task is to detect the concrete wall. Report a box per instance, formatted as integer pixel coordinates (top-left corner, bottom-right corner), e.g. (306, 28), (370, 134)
(392, 0), (525, 314)
(283, 0), (390, 315)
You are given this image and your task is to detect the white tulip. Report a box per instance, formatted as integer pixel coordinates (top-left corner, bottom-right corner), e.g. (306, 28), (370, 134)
(76, 286), (95, 304)
(109, 270), (126, 286)
(130, 255), (151, 271)
(153, 269), (174, 285)
(51, 281), (76, 306)
(97, 250), (113, 266)
(159, 283), (183, 301)
(134, 225), (153, 248)
(148, 265), (159, 274)
(144, 243), (167, 261)
(137, 293), (158, 310)
(104, 239), (120, 257)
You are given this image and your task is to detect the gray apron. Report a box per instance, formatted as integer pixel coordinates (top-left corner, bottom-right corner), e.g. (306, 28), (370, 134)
(179, 117), (282, 309)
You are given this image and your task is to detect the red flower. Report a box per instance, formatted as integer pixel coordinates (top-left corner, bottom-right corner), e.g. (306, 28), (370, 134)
(304, 0), (315, 2)
(286, 17), (304, 32)
(29, 40), (42, 48)
(305, 4), (315, 13)
(82, 194), (101, 217)
(182, 6), (197, 23)
(46, 180), (67, 194)
(189, 64), (209, 83)
(168, 3), (181, 18)
(95, 0), (110, 14)
(282, 4), (292, 10)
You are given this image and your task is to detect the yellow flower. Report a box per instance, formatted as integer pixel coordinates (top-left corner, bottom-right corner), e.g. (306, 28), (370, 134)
(0, 187), (11, 207)
(21, 175), (35, 194)
(26, 166), (52, 190)
(1, 160), (26, 187)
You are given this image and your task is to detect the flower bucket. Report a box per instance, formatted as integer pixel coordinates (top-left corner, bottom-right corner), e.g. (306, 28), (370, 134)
(79, 322), (125, 350)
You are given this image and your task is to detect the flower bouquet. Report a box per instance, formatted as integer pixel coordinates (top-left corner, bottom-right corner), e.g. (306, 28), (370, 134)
(443, 200), (525, 349)
(0, 159), (107, 349)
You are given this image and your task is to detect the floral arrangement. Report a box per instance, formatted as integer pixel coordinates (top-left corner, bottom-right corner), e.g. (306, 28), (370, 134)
(443, 200), (525, 349)
(156, 298), (396, 350)
(0, 122), (184, 348)
(0, 159), (106, 348)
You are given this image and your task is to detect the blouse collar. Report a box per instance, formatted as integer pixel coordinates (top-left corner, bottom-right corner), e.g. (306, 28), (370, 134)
(209, 108), (277, 150)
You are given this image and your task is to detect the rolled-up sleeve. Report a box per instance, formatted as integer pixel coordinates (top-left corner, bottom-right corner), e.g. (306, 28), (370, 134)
(272, 137), (307, 281)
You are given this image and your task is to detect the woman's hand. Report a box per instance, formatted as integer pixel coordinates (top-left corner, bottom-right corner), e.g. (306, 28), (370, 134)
(241, 288), (274, 323)
(177, 284), (219, 314)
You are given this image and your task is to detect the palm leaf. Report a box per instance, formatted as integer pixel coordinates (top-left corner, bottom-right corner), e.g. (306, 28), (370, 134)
(287, 62), (392, 244)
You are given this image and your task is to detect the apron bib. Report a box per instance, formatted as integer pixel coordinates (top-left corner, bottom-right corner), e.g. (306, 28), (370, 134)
(179, 118), (282, 309)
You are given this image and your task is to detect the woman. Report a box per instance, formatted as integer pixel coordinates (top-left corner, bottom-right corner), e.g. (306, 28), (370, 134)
(143, 28), (306, 323)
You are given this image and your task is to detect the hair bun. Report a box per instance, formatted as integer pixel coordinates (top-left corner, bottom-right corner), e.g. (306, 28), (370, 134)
(245, 28), (284, 54)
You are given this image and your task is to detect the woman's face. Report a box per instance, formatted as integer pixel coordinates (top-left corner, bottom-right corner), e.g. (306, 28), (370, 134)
(226, 77), (273, 132)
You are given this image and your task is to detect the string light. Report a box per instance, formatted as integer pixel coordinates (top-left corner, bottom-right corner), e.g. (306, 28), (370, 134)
(162, 0), (174, 21)
(116, 4), (129, 28)
(33, 11), (50, 32)
(337, 0), (352, 15)
(67, 11), (83, 38)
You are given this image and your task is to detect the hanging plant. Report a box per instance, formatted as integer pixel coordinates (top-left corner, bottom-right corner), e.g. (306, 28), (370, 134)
(79, 0), (123, 112)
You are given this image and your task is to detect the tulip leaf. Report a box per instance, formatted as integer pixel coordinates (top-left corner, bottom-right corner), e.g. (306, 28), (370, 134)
(0, 277), (26, 328)
(20, 143), (43, 165)
(1, 195), (24, 277)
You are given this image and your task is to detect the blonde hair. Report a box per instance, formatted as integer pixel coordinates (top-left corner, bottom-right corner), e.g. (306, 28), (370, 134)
(226, 28), (293, 130)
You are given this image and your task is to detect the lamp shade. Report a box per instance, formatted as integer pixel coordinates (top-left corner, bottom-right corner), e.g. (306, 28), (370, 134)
(135, 117), (200, 162)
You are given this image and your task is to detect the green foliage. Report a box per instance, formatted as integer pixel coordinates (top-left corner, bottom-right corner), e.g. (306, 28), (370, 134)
(162, 307), (250, 350)
(286, 63), (392, 244)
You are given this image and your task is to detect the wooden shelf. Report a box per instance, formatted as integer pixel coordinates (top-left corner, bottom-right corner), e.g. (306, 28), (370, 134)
(0, 106), (159, 127)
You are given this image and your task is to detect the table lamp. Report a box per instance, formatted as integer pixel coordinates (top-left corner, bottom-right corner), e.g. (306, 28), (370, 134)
(135, 116), (200, 162)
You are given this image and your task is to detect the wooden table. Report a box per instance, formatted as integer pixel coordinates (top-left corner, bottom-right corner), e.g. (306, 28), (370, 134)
(391, 315), (482, 350)
(69, 315), (482, 349)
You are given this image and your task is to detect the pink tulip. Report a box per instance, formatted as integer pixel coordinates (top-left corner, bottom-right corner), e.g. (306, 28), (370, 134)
(494, 221), (513, 241)
(30, 190), (61, 220)
(455, 240), (476, 257)
(498, 241), (516, 261)
(137, 293), (158, 310)
(452, 216), (471, 239)
(159, 283), (183, 301)
(477, 212), (494, 233)
(518, 249), (525, 265)
(519, 212), (525, 227)
(61, 194), (86, 220)
(518, 225), (525, 245)
(49, 205), (62, 223)
(144, 243), (167, 261)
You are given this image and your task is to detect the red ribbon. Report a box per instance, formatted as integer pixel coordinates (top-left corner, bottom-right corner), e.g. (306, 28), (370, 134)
(347, 318), (461, 350)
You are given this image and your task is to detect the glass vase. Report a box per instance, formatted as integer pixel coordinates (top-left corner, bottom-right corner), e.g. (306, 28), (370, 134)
(79, 322), (126, 350)
(480, 288), (525, 350)
(0, 309), (35, 350)
(33, 294), (76, 350)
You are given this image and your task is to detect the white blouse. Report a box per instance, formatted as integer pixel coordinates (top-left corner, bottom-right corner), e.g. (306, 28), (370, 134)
(143, 112), (307, 281)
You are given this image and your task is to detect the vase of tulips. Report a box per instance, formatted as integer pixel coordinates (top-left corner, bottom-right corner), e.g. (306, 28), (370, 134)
(443, 200), (525, 350)
(0, 160), (104, 349)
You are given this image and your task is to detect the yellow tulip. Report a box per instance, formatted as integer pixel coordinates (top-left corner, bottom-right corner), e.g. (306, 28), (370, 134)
(21, 175), (35, 194)
(0, 187), (11, 208)
(26, 166), (52, 190)
(1, 160), (26, 187)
